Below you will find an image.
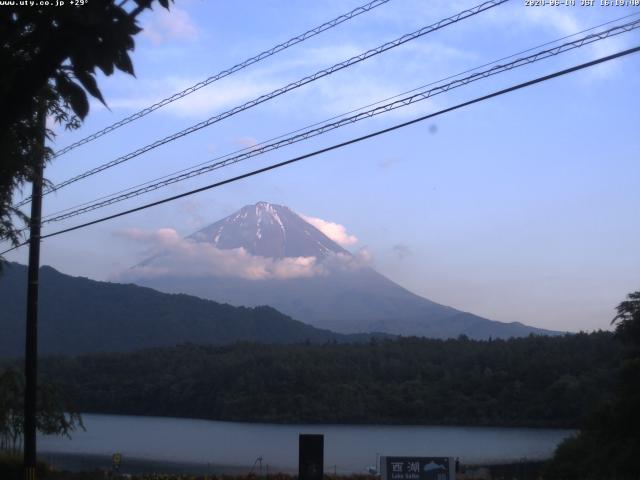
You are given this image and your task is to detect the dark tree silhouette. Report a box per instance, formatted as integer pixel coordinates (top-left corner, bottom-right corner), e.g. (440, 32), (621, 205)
(612, 291), (640, 347)
(0, 367), (83, 454)
(0, 0), (172, 258)
(545, 291), (640, 480)
(27, 331), (621, 428)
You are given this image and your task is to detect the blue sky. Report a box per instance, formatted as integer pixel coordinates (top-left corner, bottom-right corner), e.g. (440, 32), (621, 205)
(6, 0), (640, 332)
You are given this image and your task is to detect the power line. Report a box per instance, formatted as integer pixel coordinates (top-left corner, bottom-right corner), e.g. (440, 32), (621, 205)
(38, 18), (640, 225)
(15, 0), (508, 208)
(3, 44), (637, 256)
(38, 11), (640, 223)
(50, 0), (393, 159)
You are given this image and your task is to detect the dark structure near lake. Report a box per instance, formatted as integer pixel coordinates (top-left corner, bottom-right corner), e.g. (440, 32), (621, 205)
(299, 434), (324, 480)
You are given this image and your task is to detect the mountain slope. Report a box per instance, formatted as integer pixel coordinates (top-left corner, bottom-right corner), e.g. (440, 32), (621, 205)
(128, 202), (559, 339)
(0, 262), (370, 358)
(138, 269), (554, 338)
(189, 201), (348, 258)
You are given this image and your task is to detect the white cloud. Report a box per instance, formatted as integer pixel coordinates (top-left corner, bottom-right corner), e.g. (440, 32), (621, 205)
(353, 247), (373, 266)
(117, 227), (324, 280)
(521, 8), (581, 37)
(317, 247), (373, 271)
(233, 136), (259, 150)
(299, 44), (366, 67)
(104, 30), (462, 122)
(115, 225), (373, 281)
(141, 6), (199, 45)
(177, 199), (205, 228)
(401, 41), (477, 63)
(107, 74), (279, 118)
(484, 3), (581, 37)
(105, 32), (459, 121)
(300, 214), (358, 246)
(486, 6), (630, 80)
(313, 76), (398, 116)
(300, 65), (445, 120)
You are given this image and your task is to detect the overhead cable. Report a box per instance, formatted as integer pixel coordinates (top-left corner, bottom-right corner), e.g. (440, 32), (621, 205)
(39, 18), (640, 224)
(40, 11), (640, 221)
(3, 43), (637, 256)
(15, 0), (508, 208)
(50, 0), (393, 159)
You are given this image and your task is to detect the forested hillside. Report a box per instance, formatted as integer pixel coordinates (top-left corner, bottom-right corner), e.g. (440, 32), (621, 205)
(36, 332), (619, 428)
(0, 263), (374, 357)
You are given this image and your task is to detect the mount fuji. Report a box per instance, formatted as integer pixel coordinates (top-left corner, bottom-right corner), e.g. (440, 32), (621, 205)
(126, 201), (557, 339)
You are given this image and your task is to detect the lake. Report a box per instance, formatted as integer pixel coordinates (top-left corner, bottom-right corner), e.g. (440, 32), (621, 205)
(38, 414), (574, 474)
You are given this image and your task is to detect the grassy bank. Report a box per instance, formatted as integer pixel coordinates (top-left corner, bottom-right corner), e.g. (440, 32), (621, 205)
(1, 454), (546, 480)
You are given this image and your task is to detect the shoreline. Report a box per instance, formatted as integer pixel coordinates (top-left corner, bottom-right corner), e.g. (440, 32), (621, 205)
(40, 452), (260, 476)
(67, 411), (581, 431)
(37, 413), (572, 474)
(37, 452), (547, 478)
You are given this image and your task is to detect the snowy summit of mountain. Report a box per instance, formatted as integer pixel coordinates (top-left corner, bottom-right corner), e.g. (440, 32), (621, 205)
(189, 201), (347, 259)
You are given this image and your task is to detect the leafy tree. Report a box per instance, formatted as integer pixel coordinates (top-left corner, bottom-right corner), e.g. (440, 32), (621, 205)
(34, 331), (621, 428)
(612, 291), (640, 348)
(0, 0), (173, 260)
(545, 291), (640, 480)
(0, 367), (83, 454)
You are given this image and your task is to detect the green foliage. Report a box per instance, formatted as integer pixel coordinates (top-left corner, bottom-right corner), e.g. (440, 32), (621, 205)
(0, 452), (50, 480)
(545, 291), (640, 480)
(0, 0), (172, 256)
(35, 331), (620, 428)
(0, 369), (23, 452)
(0, 368), (83, 454)
(612, 291), (640, 348)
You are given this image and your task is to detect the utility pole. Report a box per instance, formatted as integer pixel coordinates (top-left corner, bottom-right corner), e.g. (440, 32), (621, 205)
(23, 98), (46, 480)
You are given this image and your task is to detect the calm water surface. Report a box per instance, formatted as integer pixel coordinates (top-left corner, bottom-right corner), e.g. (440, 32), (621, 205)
(38, 414), (574, 474)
